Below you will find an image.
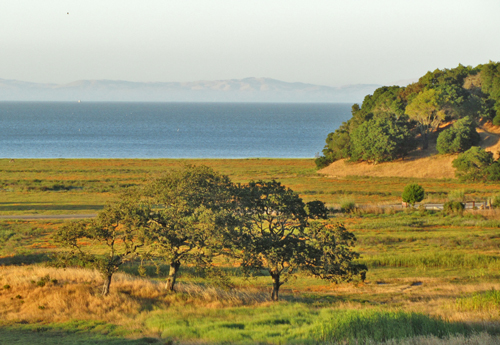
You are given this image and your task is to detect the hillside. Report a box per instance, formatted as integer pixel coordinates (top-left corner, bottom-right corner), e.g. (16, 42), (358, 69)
(319, 123), (500, 179)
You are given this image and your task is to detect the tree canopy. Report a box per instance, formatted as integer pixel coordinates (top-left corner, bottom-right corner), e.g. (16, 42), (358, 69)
(229, 180), (366, 301)
(55, 198), (149, 295)
(316, 61), (500, 169)
(141, 165), (236, 291)
(436, 116), (480, 154)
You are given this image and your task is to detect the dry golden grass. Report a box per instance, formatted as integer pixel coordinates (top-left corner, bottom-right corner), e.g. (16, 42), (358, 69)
(0, 266), (267, 327)
(319, 155), (457, 179)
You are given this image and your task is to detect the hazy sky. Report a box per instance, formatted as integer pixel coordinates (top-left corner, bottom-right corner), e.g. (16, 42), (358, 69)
(1, 0), (499, 87)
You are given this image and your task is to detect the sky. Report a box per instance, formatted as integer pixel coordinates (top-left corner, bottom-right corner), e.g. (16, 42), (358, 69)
(1, 0), (500, 87)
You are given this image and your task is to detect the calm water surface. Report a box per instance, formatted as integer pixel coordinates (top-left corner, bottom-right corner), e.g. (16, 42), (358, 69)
(0, 102), (351, 158)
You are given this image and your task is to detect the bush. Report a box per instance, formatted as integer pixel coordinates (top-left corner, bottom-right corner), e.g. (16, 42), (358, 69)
(314, 156), (331, 169)
(340, 199), (356, 214)
(350, 116), (414, 163)
(452, 147), (494, 181)
(443, 201), (465, 215)
(448, 189), (465, 202)
(402, 184), (425, 207)
(437, 116), (480, 154)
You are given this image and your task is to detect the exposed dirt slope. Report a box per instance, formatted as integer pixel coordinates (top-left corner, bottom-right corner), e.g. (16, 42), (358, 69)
(319, 123), (500, 179)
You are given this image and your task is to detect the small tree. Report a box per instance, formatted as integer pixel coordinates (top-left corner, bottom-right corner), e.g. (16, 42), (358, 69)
(143, 165), (236, 292)
(402, 184), (425, 207)
(54, 198), (148, 295)
(230, 180), (366, 301)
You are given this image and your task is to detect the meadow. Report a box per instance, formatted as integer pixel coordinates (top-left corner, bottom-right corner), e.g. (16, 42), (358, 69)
(1, 158), (500, 344)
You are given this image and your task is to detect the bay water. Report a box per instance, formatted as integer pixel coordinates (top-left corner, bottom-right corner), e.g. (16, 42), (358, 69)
(0, 102), (351, 158)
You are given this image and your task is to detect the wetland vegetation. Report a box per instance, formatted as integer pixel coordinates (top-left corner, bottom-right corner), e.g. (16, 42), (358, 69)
(2, 158), (500, 344)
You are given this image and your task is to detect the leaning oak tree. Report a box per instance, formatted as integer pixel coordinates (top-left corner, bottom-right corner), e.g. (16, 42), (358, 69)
(54, 198), (148, 296)
(230, 180), (366, 301)
(143, 165), (236, 292)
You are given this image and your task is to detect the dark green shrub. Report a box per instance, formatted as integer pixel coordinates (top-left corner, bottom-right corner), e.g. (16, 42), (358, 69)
(443, 201), (465, 215)
(452, 147), (494, 181)
(486, 161), (500, 181)
(402, 184), (425, 207)
(437, 116), (480, 154)
(350, 116), (415, 163)
(314, 156), (332, 169)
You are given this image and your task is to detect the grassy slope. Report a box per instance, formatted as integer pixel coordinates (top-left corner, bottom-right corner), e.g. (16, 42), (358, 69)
(319, 123), (500, 179)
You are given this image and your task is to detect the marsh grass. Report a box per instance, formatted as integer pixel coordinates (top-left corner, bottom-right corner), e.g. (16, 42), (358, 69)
(145, 306), (481, 344)
(2, 158), (500, 215)
(456, 289), (500, 312)
(3, 159), (500, 343)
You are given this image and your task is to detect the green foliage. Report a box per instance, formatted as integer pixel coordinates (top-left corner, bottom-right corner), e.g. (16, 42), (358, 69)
(448, 189), (465, 202)
(492, 195), (500, 209)
(318, 62), (500, 164)
(480, 61), (500, 120)
(314, 155), (331, 169)
(402, 184), (425, 206)
(405, 89), (446, 149)
(230, 180), (364, 300)
(340, 199), (356, 214)
(436, 116), (480, 154)
(54, 198), (149, 295)
(350, 115), (415, 163)
(443, 201), (465, 216)
(452, 147), (494, 181)
(304, 200), (329, 219)
(142, 165), (236, 291)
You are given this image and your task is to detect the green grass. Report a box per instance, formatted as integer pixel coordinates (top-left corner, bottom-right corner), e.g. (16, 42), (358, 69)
(0, 321), (157, 345)
(2, 158), (500, 215)
(144, 305), (476, 344)
(3, 159), (500, 344)
(456, 289), (500, 312)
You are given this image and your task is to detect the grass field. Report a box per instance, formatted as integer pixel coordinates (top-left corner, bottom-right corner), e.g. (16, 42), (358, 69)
(1, 158), (499, 215)
(2, 159), (500, 344)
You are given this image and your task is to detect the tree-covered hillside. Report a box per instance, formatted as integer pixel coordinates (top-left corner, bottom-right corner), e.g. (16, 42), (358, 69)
(316, 61), (500, 168)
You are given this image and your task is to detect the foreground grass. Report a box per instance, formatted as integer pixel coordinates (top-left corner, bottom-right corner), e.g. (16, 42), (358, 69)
(2, 266), (500, 345)
(2, 159), (500, 343)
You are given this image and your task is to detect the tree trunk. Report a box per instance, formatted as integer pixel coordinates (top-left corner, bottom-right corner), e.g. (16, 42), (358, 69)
(271, 273), (282, 301)
(165, 261), (181, 292)
(102, 274), (112, 296)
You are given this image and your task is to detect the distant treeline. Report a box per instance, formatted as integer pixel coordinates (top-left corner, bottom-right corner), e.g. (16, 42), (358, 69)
(316, 61), (500, 168)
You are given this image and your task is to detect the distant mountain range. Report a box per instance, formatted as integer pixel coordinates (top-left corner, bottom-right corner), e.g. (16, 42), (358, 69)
(0, 77), (381, 103)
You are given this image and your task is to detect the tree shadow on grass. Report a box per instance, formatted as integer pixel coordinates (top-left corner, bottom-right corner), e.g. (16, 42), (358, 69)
(0, 326), (161, 345)
(0, 253), (51, 266)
